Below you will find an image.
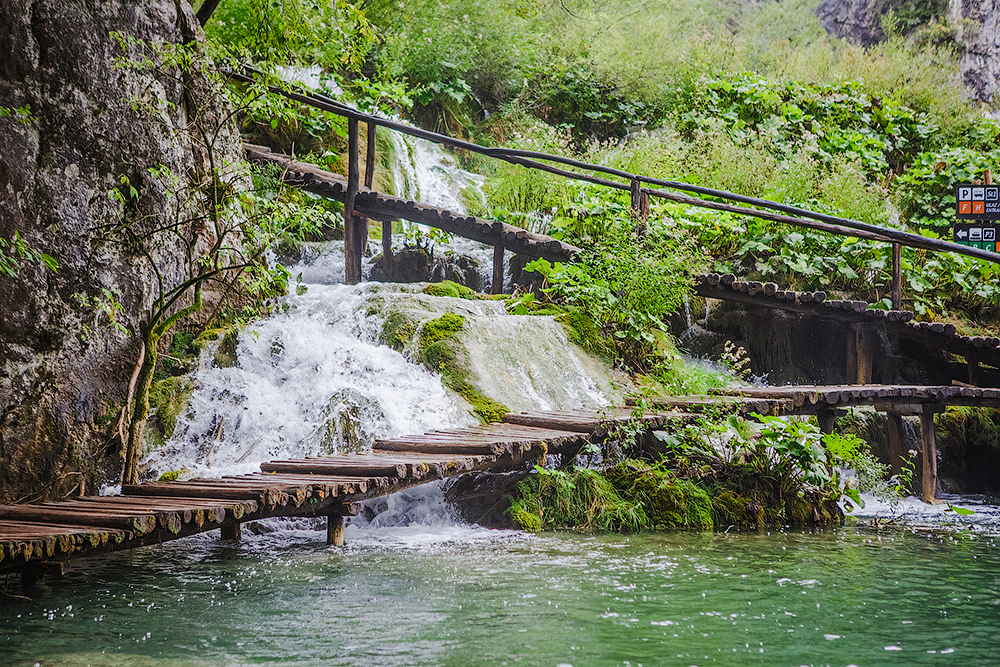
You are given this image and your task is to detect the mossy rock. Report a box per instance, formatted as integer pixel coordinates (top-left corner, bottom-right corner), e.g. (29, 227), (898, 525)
(418, 312), (466, 354)
(382, 311), (417, 353)
(149, 376), (194, 440)
(422, 280), (480, 300)
(423, 339), (509, 423)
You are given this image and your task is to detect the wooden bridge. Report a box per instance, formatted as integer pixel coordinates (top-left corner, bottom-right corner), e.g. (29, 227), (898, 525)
(7, 73), (1000, 591)
(4, 384), (998, 588)
(0, 406), (686, 586)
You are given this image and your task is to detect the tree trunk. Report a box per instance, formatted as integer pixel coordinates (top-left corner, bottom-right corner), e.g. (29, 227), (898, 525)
(123, 330), (159, 485)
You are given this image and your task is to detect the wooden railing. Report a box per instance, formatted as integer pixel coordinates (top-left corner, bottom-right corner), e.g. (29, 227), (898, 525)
(229, 70), (1000, 306)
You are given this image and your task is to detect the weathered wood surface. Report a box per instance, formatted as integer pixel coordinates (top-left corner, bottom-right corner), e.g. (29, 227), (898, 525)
(0, 415), (618, 572)
(713, 384), (1000, 412)
(696, 273), (1000, 368)
(244, 144), (581, 264)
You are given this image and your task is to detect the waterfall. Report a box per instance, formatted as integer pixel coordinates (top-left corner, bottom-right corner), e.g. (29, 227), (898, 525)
(143, 281), (476, 480)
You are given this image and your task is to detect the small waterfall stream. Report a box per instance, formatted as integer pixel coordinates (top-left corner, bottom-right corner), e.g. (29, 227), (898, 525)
(143, 138), (610, 486)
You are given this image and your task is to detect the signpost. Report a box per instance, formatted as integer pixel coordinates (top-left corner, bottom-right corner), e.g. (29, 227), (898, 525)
(954, 182), (1000, 252)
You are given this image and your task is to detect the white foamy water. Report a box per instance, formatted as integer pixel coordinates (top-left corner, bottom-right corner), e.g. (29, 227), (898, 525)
(143, 281), (476, 480)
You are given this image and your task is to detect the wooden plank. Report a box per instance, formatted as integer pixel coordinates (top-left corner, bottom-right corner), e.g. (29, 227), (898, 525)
(261, 460), (407, 478)
(0, 505), (156, 535)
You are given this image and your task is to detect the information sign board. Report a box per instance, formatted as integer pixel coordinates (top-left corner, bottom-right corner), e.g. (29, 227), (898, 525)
(953, 223), (1000, 252)
(955, 183), (1000, 219)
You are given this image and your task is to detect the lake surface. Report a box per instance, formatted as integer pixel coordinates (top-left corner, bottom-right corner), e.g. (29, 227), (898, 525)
(3, 506), (999, 667)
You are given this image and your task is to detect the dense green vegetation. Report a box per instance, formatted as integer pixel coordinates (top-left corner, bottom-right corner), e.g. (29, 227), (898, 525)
(183, 0), (994, 521)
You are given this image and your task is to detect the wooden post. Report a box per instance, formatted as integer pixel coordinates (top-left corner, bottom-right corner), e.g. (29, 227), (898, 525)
(221, 522), (241, 541)
(919, 411), (938, 503)
(817, 410), (836, 435)
(891, 243), (901, 311)
(344, 118), (362, 285)
(382, 220), (393, 279)
(630, 179), (649, 229)
(847, 323), (873, 384)
(967, 355), (982, 386)
(492, 221), (504, 295)
(327, 514), (345, 547)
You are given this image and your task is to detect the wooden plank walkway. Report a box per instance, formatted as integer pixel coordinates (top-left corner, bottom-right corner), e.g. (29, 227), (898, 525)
(3, 387), (996, 585)
(0, 407), (692, 580)
(695, 273), (1000, 371)
(244, 144), (581, 264)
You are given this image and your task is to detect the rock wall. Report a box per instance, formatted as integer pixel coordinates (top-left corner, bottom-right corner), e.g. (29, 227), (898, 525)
(816, 0), (999, 103)
(0, 0), (241, 502)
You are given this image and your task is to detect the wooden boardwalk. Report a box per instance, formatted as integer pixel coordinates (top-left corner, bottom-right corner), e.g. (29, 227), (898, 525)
(695, 273), (1000, 375)
(3, 385), (996, 587)
(0, 406), (685, 583)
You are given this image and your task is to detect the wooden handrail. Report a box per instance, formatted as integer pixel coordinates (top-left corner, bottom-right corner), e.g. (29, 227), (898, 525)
(227, 69), (1000, 270)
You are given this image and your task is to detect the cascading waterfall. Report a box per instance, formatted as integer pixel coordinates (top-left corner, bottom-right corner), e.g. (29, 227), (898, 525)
(387, 132), (498, 288)
(143, 281), (476, 480)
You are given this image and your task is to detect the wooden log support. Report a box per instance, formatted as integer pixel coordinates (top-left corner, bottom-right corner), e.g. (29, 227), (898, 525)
(630, 179), (649, 224)
(817, 410), (836, 435)
(891, 243), (902, 311)
(327, 515), (344, 546)
(344, 118), (364, 285)
(847, 323), (874, 384)
(221, 522), (241, 541)
(967, 355), (982, 386)
(492, 221), (504, 295)
(886, 412), (905, 480)
(920, 411), (939, 504)
(364, 123), (376, 189)
(382, 219), (393, 278)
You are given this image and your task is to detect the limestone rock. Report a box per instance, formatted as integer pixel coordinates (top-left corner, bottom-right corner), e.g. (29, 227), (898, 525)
(0, 0), (242, 502)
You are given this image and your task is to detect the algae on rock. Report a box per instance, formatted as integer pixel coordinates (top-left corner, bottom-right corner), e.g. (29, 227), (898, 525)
(369, 282), (628, 422)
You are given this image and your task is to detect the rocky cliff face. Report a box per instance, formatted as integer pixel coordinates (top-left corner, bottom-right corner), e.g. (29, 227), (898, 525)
(0, 0), (241, 502)
(816, 0), (999, 104)
(949, 0), (1000, 105)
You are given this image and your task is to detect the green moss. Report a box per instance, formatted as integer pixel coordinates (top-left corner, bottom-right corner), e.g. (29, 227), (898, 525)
(148, 376), (194, 440)
(711, 490), (764, 527)
(508, 467), (648, 532)
(421, 337), (509, 423)
(381, 311), (416, 352)
(557, 307), (614, 361)
(606, 461), (712, 530)
(418, 312), (466, 354)
(422, 280), (480, 299)
(157, 468), (188, 482)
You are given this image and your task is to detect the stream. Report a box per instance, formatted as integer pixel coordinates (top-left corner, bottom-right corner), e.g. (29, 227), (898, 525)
(4, 139), (1000, 666)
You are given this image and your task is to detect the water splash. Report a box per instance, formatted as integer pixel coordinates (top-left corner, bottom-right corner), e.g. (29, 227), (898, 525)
(143, 283), (476, 479)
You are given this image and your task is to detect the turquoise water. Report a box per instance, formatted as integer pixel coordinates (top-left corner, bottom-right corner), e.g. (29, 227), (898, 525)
(3, 517), (999, 667)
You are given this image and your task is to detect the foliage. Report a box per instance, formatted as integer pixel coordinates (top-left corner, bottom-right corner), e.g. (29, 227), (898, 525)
(896, 141), (1000, 233)
(0, 231), (58, 279)
(682, 72), (936, 175)
(525, 188), (704, 370)
(509, 466), (649, 532)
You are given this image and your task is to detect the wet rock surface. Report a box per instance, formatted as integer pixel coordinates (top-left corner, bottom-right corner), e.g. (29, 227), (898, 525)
(0, 0), (240, 502)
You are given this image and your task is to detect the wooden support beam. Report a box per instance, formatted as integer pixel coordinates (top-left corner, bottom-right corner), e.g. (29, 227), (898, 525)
(492, 222), (504, 295)
(327, 515), (345, 546)
(382, 220), (393, 278)
(919, 412), (939, 504)
(220, 522), (241, 541)
(848, 323), (874, 384)
(344, 118), (363, 285)
(817, 410), (836, 435)
(891, 243), (902, 311)
(885, 412), (906, 480)
(364, 123), (376, 189)
(967, 355), (982, 386)
(630, 179), (649, 224)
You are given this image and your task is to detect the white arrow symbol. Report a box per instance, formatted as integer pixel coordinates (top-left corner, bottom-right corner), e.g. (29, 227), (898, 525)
(958, 229), (968, 239)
